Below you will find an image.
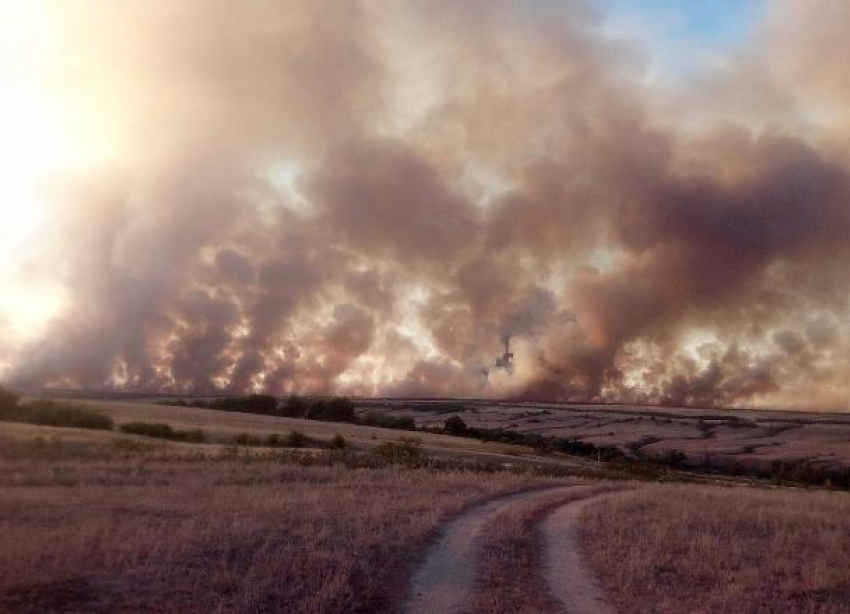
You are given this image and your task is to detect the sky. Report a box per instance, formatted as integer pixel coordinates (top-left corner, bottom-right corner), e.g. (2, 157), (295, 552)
(602, 0), (766, 75)
(0, 0), (848, 410)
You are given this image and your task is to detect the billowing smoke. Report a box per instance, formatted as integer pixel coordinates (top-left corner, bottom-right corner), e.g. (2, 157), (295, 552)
(4, 0), (850, 409)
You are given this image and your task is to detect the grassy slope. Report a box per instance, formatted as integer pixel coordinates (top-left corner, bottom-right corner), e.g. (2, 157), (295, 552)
(581, 485), (850, 613)
(0, 437), (554, 613)
(70, 399), (594, 470)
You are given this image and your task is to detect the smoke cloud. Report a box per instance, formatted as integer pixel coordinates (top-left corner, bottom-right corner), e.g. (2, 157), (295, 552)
(4, 0), (850, 409)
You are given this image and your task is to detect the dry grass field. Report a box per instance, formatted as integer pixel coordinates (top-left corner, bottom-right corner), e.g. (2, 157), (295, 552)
(368, 399), (850, 481)
(3, 395), (849, 613)
(581, 485), (850, 613)
(64, 399), (592, 471)
(0, 432), (554, 613)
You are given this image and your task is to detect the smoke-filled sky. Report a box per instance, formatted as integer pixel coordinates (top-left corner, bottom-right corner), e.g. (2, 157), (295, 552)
(1, 1), (849, 410)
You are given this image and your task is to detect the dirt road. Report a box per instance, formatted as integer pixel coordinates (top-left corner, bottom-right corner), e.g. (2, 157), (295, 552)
(542, 494), (619, 614)
(404, 485), (618, 614)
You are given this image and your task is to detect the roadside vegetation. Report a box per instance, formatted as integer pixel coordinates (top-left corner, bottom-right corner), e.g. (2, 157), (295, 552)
(154, 393), (850, 489)
(6, 387), (848, 489)
(581, 485), (850, 613)
(120, 421), (206, 442)
(160, 394), (418, 431)
(0, 389), (113, 431)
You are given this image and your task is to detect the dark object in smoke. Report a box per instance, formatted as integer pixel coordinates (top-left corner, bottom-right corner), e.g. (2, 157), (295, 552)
(120, 422), (205, 442)
(330, 433), (347, 449)
(444, 415), (468, 435)
(1, 399), (113, 431)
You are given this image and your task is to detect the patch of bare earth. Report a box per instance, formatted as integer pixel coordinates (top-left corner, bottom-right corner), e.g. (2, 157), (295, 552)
(0, 439), (553, 613)
(581, 485), (850, 613)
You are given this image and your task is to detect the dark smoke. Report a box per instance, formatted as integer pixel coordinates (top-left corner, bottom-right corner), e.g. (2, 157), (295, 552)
(5, 0), (850, 409)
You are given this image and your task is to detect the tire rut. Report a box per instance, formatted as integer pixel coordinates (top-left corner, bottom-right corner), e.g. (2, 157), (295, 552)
(404, 485), (579, 614)
(404, 485), (622, 614)
(541, 493), (622, 614)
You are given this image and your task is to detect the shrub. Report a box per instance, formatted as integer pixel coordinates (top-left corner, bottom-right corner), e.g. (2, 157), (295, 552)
(664, 449), (688, 468)
(234, 433), (262, 446)
(330, 433), (347, 450)
(243, 394), (279, 415)
(121, 422), (176, 439)
(0, 386), (18, 415)
(285, 430), (308, 448)
(281, 394), (308, 418)
(444, 416), (468, 435)
(307, 397), (355, 422)
(3, 399), (113, 431)
(181, 429), (206, 443)
(358, 411), (416, 430)
(266, 433), (283, 447)
(120, 422), (205, 442)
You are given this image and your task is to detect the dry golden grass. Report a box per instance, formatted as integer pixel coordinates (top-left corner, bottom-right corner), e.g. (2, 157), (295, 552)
(581, 485), (850, 613)
(0, 436), (554, 613)
(74, 399), (590, 470)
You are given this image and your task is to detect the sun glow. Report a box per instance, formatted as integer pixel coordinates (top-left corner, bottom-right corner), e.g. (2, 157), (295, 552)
(0, 79), (69, 342)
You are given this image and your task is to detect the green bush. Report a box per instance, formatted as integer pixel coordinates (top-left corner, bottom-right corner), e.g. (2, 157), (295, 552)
(444, 415), (468, 435)
(286, 430), (308, 448)
(120, 422), (205, 442)
(181, 429), (206, 443)
(0, 386), (18, 415)
(306, 397), (355, 422)
(330, 433), (347, 449)
(281, 394), (308, 418)
(121, 422), (175, 438)
(234, 433), (262, 446)
(358, 411), (416, 430)
(2, 399), (113, 431)
(242, 394), (279, 415)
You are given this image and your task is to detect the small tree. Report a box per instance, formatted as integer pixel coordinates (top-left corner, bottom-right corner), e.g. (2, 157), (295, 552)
(0, 386), (19, 418)
(286, 430), (308, 448)
(307, 397), (355, 422)
(444, 415), (468, 435)
(244, 394), (278, 415)
(283, 394), (307, 417)
(330, 433), (347, 449)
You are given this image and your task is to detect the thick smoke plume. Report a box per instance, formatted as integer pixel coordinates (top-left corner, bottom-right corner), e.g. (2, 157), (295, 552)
(4, 0), (850, 409)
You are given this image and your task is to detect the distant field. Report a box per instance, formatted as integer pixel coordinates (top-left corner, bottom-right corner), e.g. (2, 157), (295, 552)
(46, 398), (596, 471)
(366, 398), (850, 480)
(582, 484), (850, 613)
